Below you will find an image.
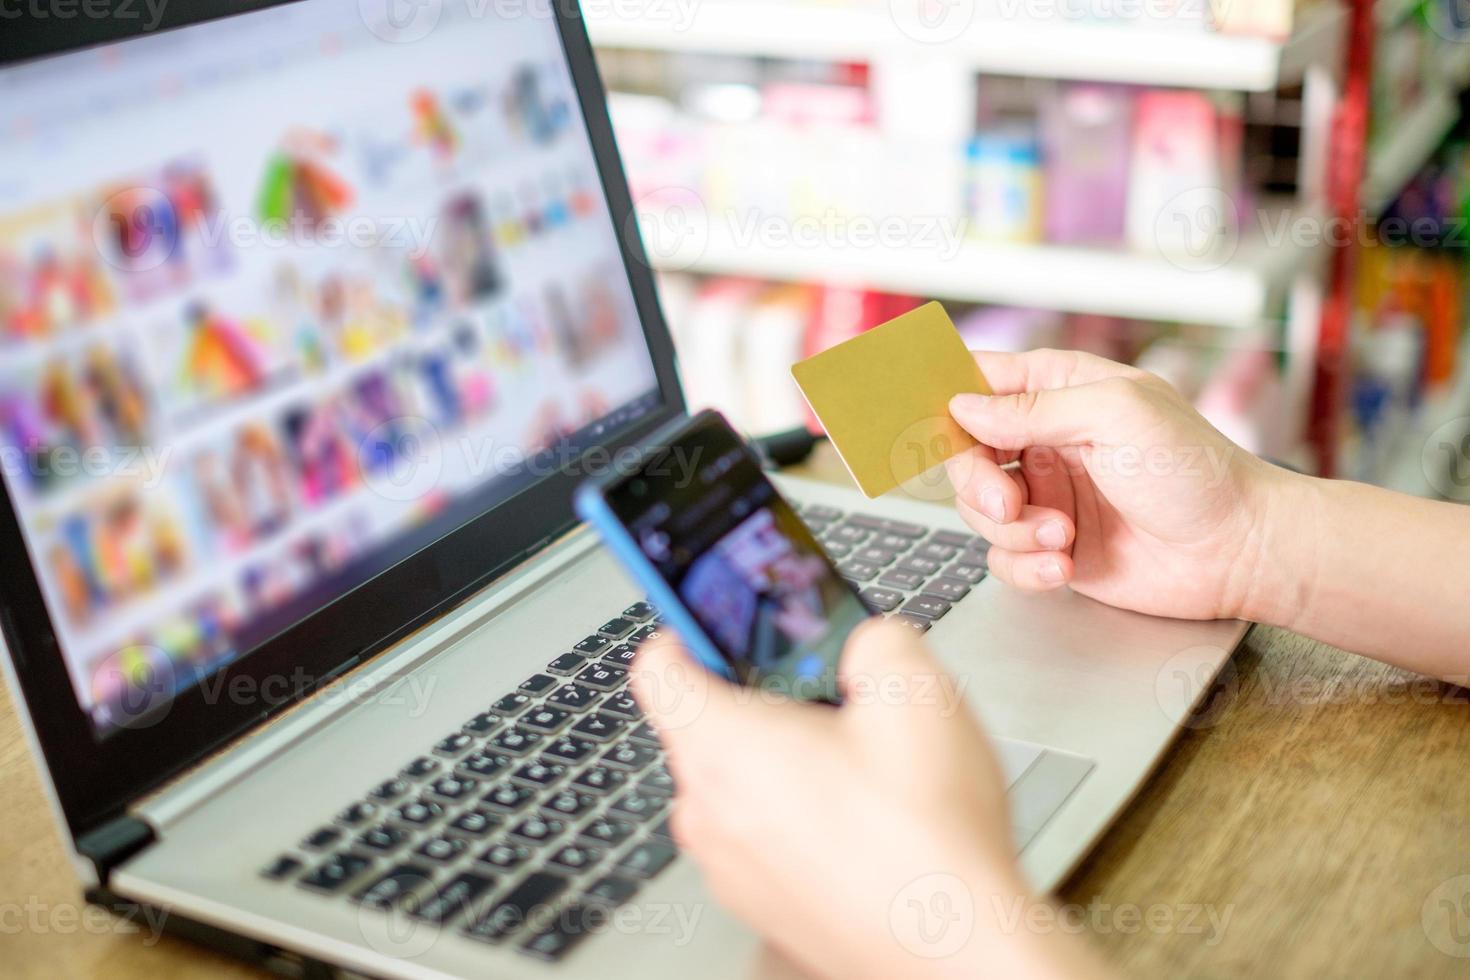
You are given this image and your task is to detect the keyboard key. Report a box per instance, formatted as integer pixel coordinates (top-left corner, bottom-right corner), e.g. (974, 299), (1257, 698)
(615, 841), (678, 880)
(873, 533), (915, 552)
(854, 547), (899, 566)
(900, 595), (952, 621)
(915, 542), (959, 563)
(578, 816), (636, 848)
(336, 801), (379, 827)
(822, 541), (853, 559)
(803, 503), (843, 521)
(930, 529), (977, 548)
(522, 903), (613, 961)
(583, 875), (641, 909)
(600, 692), (641, 720)
(547, 843), (605, 874)
(434, 733), (474, 757)
(601, 644), (637, 669)
(413, 871), (496, 925)
(544, 735), (596, 764)
(826, 524), (869, 545)
(921, 577), (971, 602)
(628, 625), (665, 646)
(541, 790), (597, 819)
(357, 824), (409, 852)
(488, 727), (542, 756)
(369, 778), (410, 801)
(463, 871), (569, 944)
(520, 673), (557, 695)
(859, 587), (904, 613)
(836, 560), (879, 582)
(462, 712), (502, 736)
(447, 808), (502, 839)
(628, 722), (661, 746)
(598, 617), (636, 638)
(602, 740), (658, 772)
(574, 664), (627, 692)
(649, 817), (675, 842)
(457, 752), (509, 780)
(571, 712), (627, 742)
(299, 852), (373, 894)
(428, 775), (478, 801)
(491, 692), (533, 716)
(609, 789), (663, 822)
(482, 781), (537, 813)
(415, 835), (469, 864)
(511, 760), (566, 787)
(261, 854), (303, 881)
(401, 756), (441, 779)
(547, 653), (587, 676)
(623, 601), (655, 621)
(888, 613), (933, 634)
(393, 800), (444, 826)
(302, 826), (341, 851)
(548, 685), (601, 711)
(573, 765), (628, 795)
(897, 555), (942, 576)
(946, 561), (987, 584)
(354, 864), (433, 910)
(521, 706), (572, 734)
(507, 815), (565, 845)
(573, 635), (610, 656)
(878, 569), (927, 592)
(639, 766), (675, 798)
(477, 840), (531, 872)
(870, 517), (929, 540)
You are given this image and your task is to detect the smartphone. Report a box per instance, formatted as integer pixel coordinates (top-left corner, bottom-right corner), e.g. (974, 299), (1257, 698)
(574, 410), (870, 702)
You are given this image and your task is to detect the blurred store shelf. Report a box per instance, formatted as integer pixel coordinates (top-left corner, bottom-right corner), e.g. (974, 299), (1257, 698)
(641, 205), (1325, 330)
(586, 2), (1344, 92)
(1363, 92), (1460, 213)
(1377, 332), (1470, 497)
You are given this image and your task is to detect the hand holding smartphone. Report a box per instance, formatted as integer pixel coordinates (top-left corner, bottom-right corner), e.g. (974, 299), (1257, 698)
(574, 411), (870, 703)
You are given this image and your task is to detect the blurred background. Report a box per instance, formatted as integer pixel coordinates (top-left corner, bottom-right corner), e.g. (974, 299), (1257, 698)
(585, 0), (1470, 498)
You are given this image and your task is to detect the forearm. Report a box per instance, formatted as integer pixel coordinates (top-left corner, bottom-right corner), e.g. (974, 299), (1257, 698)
(1247, 470), (1470, 682)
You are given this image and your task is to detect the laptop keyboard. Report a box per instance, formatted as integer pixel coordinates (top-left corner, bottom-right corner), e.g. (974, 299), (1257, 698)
(259, 502), (988, 963)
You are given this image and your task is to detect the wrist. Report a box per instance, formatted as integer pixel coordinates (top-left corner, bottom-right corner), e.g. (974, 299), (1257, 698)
(1232, 463), (1324, 631)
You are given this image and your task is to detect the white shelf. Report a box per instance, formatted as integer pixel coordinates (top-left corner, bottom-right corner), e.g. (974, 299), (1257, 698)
(1363, 92), (1460, 213)
(586, 2), (1344, 92)
(1377, 332), (1470, 497)
(645, 208), (1325, 330)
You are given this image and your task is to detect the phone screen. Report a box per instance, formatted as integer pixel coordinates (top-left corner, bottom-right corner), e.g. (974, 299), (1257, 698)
(602, 416), (869, 701)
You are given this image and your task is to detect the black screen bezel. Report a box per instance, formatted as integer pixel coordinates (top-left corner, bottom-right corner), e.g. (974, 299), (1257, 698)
(0, 0), (687, 841)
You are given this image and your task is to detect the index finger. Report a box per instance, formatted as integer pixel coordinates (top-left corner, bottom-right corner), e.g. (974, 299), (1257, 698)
(973, 348), (1143, 396)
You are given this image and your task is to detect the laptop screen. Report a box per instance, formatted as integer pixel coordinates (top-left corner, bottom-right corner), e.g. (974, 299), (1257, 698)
(0, 1), (662, 736)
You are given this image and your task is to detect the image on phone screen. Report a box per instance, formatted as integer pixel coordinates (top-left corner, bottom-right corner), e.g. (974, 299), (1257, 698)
(604, 416), (869, 700)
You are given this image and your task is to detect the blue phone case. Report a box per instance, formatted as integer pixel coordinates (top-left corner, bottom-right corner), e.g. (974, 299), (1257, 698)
(573, 484), (739, 684)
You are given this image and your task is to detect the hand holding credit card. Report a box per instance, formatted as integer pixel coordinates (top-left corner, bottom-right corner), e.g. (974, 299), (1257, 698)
(791, 302), (992, 498)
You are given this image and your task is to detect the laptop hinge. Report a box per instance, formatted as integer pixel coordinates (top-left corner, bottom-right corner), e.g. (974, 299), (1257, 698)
(76, 814), (155, 883)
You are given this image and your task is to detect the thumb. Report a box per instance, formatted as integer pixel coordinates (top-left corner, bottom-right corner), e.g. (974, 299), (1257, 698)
(950, 380), (1125, 452)
(630, 632), (740, 740)
(838, 619), (969, 730)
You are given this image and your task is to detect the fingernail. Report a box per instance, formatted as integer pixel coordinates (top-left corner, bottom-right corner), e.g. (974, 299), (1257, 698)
(1037, 520), (1067, 550)
(950, 393), (989, 417)
(980, 486), (1006, 523)
(1040, 559), (1065, 584)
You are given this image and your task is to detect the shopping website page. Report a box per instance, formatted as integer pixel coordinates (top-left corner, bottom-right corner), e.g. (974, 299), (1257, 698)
(0, 1), (660, 734)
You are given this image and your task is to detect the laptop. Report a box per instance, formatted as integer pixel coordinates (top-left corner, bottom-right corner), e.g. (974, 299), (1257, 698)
(0, 1), (1246, 975)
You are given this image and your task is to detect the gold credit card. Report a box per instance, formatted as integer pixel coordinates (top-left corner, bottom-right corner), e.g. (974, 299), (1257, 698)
(791, 301), (992, 498)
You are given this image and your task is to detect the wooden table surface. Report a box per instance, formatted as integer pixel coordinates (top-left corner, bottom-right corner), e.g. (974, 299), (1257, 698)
(5, 448), (1470, 978)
